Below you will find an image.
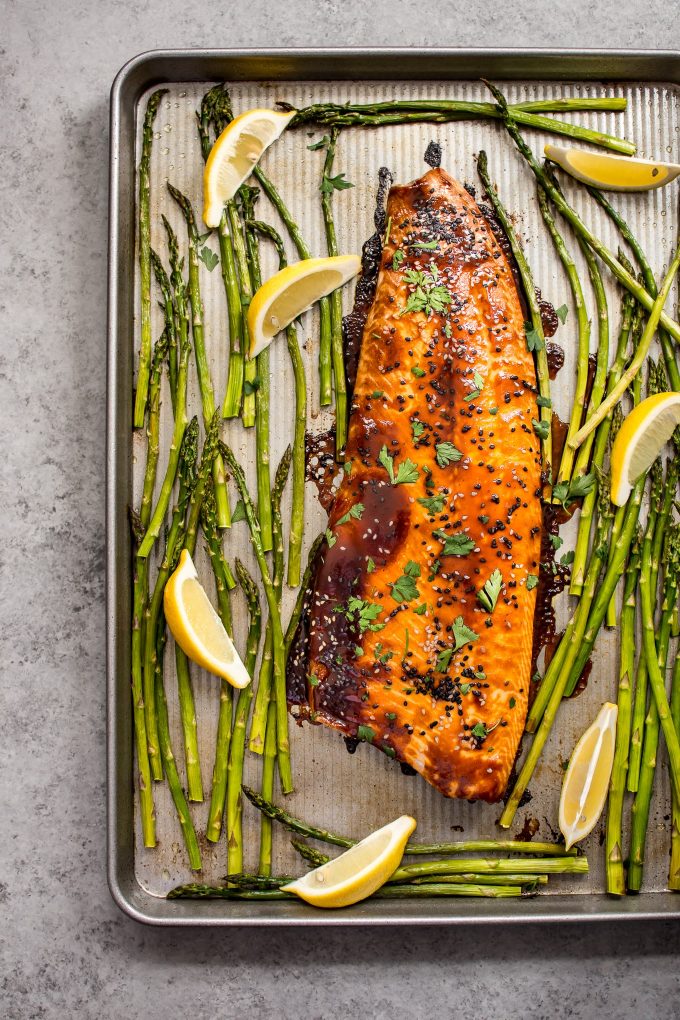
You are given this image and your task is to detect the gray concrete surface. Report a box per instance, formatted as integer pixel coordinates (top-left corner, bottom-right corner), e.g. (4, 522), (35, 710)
(2, 2), (679, 1017)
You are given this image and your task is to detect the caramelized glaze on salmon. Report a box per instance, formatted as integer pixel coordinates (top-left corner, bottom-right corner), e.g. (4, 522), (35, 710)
(288, 167), (542, 802)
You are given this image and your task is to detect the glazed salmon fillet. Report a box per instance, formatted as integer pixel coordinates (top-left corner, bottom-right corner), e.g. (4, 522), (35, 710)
(288, 167), (542, 802)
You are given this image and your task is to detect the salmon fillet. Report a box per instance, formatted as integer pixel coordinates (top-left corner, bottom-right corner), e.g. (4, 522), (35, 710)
(288, 167), (542, 802)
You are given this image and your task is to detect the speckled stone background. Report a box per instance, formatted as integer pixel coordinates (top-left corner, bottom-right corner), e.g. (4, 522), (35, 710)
(2, 3), (679, 1017)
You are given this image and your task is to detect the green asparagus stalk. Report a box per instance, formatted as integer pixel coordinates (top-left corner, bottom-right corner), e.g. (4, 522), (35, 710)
(670, 639), (680, 890)
(251, 164), (333, 405)
(202, 483), (236, 843)
(568, 245), (680, 451)
(221, 445), (293, 794)
(390, 855), (588, 881)
(536, 184), (590, 491)
(138, 331), (168, 780)
(154, 609), (202, 871)
(483, 81), (680, 342)
(222, 560), (262, 859)
(500, 474), (646, 829)
(225, 201), (257, 427)
(477, 151), (551, 480)
(605, 533), (641, 895)
(249, 219), (308, 587)
(242, 787), (577, 855)
(163, 213), (190, 410)
(258, 703), (278, 877)
(197, 86), (246, 420)
(168, 881), (529, 900)
(285, 534), (324, 654)
(130, 550), (156, 847)
(150, 249), (178, 414)
(137, 271), (191, 560)
(168, 183), (231, 529)
(133, 88), (167, 428)
(586, 187), (680, 392)
(287, 98), (634, 154)
(571, 238), (609, 481)
(320, 128), (348, 456)
(628, 526), (679, 891)
(241, 188), (273, 551)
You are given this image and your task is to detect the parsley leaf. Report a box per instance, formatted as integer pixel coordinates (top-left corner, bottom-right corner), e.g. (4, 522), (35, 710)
(433, 529), (475, 557)
(553, 472), (596, 508)
(477, 568), (503, 613)
(357, 724), (375, 743)
(366, 556), (376, 573)
(463, 371), (484, 403)
(532, 417), (550, 440)
(555, 303), (569, 324)
(525, 322), (544, 352)
(436, 648), (454, 673)
(435, 441), (462, 467)
(231, 499), (246, 523)
(371, 390), (384, 399)
(336, 503), (365, 527)
(411, 365), (426, 378)
(378, 445), (419, 485)
(536, 394), (552, 408)
(411, 239), (438, 251)
(199, 246), (219, 272)
(307, 135), (330, 151)
(374, 643), (394, 665)
(418, 494), (446, 515)
(452, 615), (478, 652)
(392, 249), (405, 271)
(526, 574), (539, 590)
(243, 377), (260, 396)
(320, 172), (354, 193)
(325, 528), (337, 548)
(399, 267), (451, 318)
(389, 561), (421, 603)
(560, 550), (575, 566)
(336, 596), (385, 633)
(471, 722), (488, 739)
(549, 534), (564, 551)
(413, 603), (427, 615)
(411, 420), (425, 440)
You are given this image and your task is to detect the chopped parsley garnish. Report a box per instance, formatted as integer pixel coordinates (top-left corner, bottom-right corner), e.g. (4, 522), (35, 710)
(555, 303), (569, 324)
(418, 494), (446, 515)
(452, 615), (478, 652)
(198, 246), (219, 272)
(357, 724), (375, 743)
(525, 322), (544, 352)
(443, 323), (452, 338)
(392, 249), (405, 271)
(371, 390), (385, 399)
(460, 682), (472, 695)
(308, 674), (320, 686)
(435, 648), (454, 673)
(336, 503), (365, 527)
(411, 420), (426, 440)
(325, 528), (336, 548)
(433, 529), (475, 557)
(231, 499), (246, 523)
(435, 441), (462, 468)
(550, 534), (564, 550)
(386, 711), (397, 721)
(471, 722), (488, 739)
(411, 239), (439, 251)
(532, 418), (550, 440)
(478, 514), (489, 525)
(413, 603), (427, 615)
(374, 643), (394, 665)
(526, 574), (539, 590)
(428, 559), (441, 582)
(343, 460), (353, 476)
(537, 394), (552, 408)
(335, 596), (385, 633)
(509, 697), (516, 708)
(320, 172), (354, 193)
(389, 561), (421, 603)
(552, 472), (596, 508)
(399, 267), (451, 318)
(411, 365), (426, 378)
(307, 135), (330, 151)
(560, 550), (575, 566)
(463, 371), (484, 402)
(477, 568), (503, 613)
(378, 445), (419, 485)
(366, 556), (376, 573)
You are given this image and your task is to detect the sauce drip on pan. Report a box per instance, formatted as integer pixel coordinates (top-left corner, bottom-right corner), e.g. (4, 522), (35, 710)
(546, 342), (565, 380)
(305, 430), (341, 512)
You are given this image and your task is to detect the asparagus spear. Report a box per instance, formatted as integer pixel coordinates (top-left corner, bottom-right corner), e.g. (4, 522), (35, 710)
(220, 560), (261, 858)
(258, 702), (278, 877)
(197, 86), (246, 420)
(150, 249), (178, 414)
(476, 151), (551, 479)
(202, 482), (236, 842)
(287, 98), (634, 154)
(319, 127), (348, 456)
(536, 184), (589, 491)
(670, 637), (680, 890)
(390, 855), (588, 881)
(570, 239), (609, 482)
(628, 526), (679, 891)
(483, 81), (680, 343)
(249, 219), (308, 587)
(284, 533), (324, 654)
(605, 533), (641, 895)
(154, 608), (202, 871)
(168, 881), (529, 899)
(242, 787), (577, 855)
(500, 473), (646, 829)
(221, 445), (293, 794)
(168, 183), (232, 529)
(133, 88), (167, 428)
(130, 549), (156, 847)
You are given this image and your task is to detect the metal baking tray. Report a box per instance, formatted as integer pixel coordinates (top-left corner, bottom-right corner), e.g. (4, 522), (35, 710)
(107, 48), (680, 925)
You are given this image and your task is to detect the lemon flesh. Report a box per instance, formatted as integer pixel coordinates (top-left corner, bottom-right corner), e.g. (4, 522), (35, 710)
(545, 144), (680, 193)
(164, 550), (251, 688)
(248, 255), (361, 358)
(283, 815), (416, 908)
(203, 109), (294, 227)
(610, 392), (680, 506)
(559, 703), (618, 850)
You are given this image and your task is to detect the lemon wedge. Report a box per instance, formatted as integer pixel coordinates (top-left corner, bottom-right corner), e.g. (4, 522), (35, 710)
(164, 550), (251, 688)
(544, 144), (680, 193)
(203, 108), (294, 227)
(559, 702), (618, 851)
(283, 815), (416, 908)
(610, 392), (680, 506)
(247, 255), (361, 358)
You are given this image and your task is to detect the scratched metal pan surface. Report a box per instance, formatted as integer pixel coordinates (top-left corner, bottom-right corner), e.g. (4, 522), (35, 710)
(107, 49), (680, 925)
